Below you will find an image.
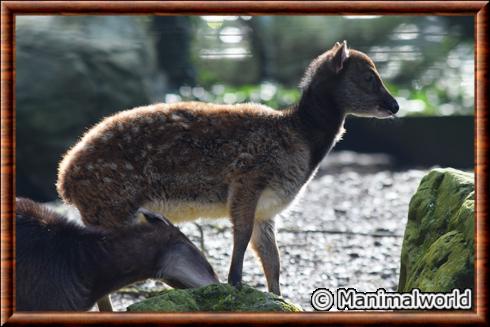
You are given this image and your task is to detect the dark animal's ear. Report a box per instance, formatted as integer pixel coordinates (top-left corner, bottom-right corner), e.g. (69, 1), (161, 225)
(330, 40), (350, 74)
(138, 208), (171, 226)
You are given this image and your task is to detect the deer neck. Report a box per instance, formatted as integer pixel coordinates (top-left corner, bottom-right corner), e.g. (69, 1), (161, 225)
(84, 232), (160, 307)
(292, 85), (346, 171)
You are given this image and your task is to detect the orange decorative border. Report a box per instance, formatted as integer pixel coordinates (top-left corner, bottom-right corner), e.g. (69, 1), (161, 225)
(1, 1), (488, 325)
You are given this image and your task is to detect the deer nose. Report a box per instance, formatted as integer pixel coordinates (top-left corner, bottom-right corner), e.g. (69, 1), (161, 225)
(387, 98), (399, 114)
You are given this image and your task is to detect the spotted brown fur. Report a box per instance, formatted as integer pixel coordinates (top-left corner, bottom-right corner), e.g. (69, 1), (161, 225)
(57, 41), (399, 295)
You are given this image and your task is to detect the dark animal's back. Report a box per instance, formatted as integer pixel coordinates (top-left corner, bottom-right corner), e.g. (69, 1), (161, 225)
(16, 198), (97, 311)
(16, 198), (95, 252)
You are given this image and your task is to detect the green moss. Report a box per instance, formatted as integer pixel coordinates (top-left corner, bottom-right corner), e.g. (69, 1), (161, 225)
(398, 168), (474, 292)
(127, 283), (302, 312)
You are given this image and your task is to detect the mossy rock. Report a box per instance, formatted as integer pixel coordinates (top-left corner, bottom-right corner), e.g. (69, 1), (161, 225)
(398, 168), (474, 292)
(127, 283), (302, 312)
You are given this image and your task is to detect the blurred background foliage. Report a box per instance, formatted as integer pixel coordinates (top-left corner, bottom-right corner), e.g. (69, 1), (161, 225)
(171, 16), (474, 116)
(16, 16), (474, 201)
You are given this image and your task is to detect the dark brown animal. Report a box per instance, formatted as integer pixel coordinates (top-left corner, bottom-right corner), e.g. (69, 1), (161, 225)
(16, 198), (219, 311)
(57, 41), (398, 296)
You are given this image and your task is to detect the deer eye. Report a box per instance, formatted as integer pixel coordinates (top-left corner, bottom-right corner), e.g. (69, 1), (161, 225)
(365, 73), (374, 82)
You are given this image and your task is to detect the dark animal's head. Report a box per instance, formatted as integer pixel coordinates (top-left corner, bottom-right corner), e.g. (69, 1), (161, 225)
(138, 208), (219, 289)
(301, 41), (399, 118)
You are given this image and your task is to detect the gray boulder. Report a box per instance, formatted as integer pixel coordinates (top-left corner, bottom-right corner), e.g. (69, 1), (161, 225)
(16, 16), (163, 200)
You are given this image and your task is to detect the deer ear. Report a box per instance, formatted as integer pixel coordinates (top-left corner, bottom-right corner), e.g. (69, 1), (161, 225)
(330, 40), (350, 74)
(138, 208), (171, 226)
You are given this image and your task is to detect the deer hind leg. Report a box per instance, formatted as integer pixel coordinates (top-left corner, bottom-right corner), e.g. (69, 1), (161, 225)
(227, 180), (262, 288)
(77, 198), (139, 228)
(251, 218), (281, 295)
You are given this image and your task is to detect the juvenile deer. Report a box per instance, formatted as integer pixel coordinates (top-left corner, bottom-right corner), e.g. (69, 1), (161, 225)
(57, 41), (399, 296)
(16, 198), (219, 311)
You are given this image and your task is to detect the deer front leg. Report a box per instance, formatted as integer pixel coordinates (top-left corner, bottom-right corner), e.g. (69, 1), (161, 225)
(227, 180), (262, 288)
(251, 218), (281, 295)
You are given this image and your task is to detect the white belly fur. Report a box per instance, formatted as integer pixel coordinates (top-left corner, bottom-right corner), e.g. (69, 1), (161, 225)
(142, 188), (289, 223)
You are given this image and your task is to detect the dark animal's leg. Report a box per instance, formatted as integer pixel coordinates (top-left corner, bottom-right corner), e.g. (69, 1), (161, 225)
(97, 295), (113, 312)
(251, 218), (281, 295)
(227, 181), (261, 288)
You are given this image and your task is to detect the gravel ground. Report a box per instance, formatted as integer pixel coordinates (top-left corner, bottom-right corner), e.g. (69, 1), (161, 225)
(46, 151), (429, 311)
